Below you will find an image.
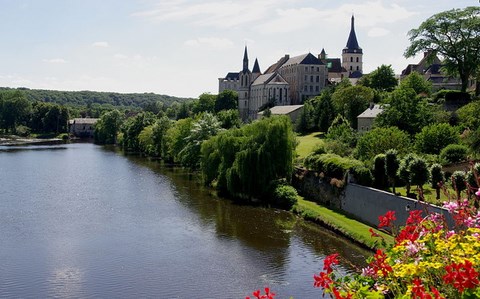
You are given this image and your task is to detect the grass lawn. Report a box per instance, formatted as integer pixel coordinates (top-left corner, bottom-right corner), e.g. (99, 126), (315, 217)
(296, 132), (325, 159)
(293, 197), (393, 250)
(393, 185), (466, 205)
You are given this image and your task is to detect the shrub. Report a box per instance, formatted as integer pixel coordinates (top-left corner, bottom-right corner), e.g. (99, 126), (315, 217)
(415, 123), (459, 154)
(350, 165), (373, 187)
(273, 185), (298, 209)
(451, 170), (466, 199)
(373, 154), (388, 189)
(304, 153), (364, 180)
(440, 144), (469, 163)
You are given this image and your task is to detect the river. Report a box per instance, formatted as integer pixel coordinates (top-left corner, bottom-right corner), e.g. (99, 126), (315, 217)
(0, 143), (369, 298)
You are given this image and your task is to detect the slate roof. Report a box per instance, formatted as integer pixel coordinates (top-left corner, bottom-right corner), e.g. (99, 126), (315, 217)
(70, 118), (99, 125)
(266, 105), (304, 115)
(357, 104), (383, 119)
(323, 58), (343, 73)
(252, 73), (288, 86)
(252, 58), (261, 73)
(349, 70), (363, 78)
(282, 53), (324, 67)
(224, 72), (239, 80)
(343, 15), (362, 54)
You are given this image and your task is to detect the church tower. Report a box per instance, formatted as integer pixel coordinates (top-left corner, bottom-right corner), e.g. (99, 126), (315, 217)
(342, 15), (363, 76)
(238, 46), (252, 120)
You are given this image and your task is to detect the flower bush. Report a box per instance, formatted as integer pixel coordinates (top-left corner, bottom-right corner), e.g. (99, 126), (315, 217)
(248, 165), (480, 299)
(313, 188), (480, 298)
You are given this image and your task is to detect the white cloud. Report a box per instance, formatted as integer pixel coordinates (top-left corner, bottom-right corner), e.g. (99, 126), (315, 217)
(184, 37), (234, 50)
(92, 41), (110, 48)
(368, 27), (390, 37)
(113, 53), (128, 59)
(42, 58), (67, 64)
(133, 0), (417, 33)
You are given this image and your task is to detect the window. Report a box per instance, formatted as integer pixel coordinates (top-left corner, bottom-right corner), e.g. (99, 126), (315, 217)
(310, 76), (313, 83)
(356, 57), (359, 62)
(316, 86), (319, 92)
(316, 67), (319, 72)
(350, 66), (353, 71)
(316, 76), (319, 82)
(304, 85), (308, 91)
(356, 66), (359, 71)
(310, 86), (313, 92)
(305, 66), (308, 71)
(350, 57), (353, 62)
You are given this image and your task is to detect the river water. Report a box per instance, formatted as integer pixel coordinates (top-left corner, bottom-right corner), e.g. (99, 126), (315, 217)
(0, 143), (369, 298)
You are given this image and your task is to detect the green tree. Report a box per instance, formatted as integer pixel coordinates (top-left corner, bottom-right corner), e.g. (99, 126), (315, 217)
(430, 163), (444, 200)
(414, 123), (459, 154)
(120, 112), (156, 152)
(361, 64), (398, 92)
(151, 116), (172, 157)
(397, 153), (417, 196)
(326, 115), (357, 147)
(312, 90), (335, 132)
(408, 156), (430, 194)
(192, 93), (216, 115)
(451, 170), (467, 200)
(456, 100), (480, 129)
(332, 85), (373, 129)
(405, 6), (480, 94)
(355, 127), (411, 161)
(399, 71), (432, 96)
(385, 150), (400, 194)
(216, 109), (241, 129)
(375, 87), (433, 135)
(165, 118), (193, 163)
(0, 90), (31, 133)
(94, 110), (123, 144)
(373, 154), (388, 190)
(178, 113), (222, 169)
(215, 90), (238, 112)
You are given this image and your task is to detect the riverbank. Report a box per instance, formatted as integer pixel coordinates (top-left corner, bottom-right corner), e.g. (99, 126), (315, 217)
(0, 135), (64, 146)
(292, 197), (393, 250)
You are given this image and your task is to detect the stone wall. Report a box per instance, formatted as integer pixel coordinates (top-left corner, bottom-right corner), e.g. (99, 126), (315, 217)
(293, 168), (454, 228)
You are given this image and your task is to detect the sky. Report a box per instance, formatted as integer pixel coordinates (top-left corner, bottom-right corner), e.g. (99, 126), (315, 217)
(0, 0), (476, 98)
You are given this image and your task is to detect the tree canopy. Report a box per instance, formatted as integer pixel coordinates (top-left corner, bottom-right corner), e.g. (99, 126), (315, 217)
(405, 6), (480, 93)
(360, 64), (398, 92)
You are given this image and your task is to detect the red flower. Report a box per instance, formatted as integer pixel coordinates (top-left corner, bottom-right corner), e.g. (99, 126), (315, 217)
(369, 228), (380, 238)
(378, 211), (396, 228)
(314, 271), (333, 288)
(429, 286), (445, 299)
(323, 253), (339, 273)
(369, 249), (392, 277)
(246, 287), (275, 299)
(395, 225), (420, 244)
(406, 210), (423, 225)
(443, 260), (480, 293)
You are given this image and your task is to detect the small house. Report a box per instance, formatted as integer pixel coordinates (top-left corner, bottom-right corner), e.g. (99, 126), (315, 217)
(69, 118), (98, 138)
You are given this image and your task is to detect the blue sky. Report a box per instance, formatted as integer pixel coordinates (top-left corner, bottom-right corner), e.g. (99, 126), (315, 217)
(0, 0), (475, 98)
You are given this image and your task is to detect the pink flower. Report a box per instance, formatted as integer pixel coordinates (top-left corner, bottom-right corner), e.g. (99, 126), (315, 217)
(443, 201), (458, 213)
(476, 188), (480, 197)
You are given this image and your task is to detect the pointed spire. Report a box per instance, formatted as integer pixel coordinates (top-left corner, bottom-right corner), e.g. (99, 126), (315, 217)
(320, 48), (326, 60)
(343, 14), (362, 54)
(252, 58), (261, 73)
(243, 45), (249, 71)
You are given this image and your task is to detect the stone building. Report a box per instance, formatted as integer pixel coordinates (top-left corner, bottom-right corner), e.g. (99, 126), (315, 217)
(218, 15), (363, 121)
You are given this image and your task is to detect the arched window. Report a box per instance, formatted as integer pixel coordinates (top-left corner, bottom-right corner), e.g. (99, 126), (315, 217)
(350, 57), (353, 62)
(356, 66), (359, 71)
(356, 57), (359, 62)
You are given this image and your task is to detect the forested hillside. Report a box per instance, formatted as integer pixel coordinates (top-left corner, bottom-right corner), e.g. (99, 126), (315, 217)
(0, 87), (192, 109)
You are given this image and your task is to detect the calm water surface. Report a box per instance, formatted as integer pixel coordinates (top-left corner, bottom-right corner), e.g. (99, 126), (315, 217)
(0, 143), (369, 298)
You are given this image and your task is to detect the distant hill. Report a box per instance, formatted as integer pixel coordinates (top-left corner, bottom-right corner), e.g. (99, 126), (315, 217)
(0, 87), (193, 109)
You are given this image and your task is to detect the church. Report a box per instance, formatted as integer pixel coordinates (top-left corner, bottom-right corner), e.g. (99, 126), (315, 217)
(218, 16), (363, 120)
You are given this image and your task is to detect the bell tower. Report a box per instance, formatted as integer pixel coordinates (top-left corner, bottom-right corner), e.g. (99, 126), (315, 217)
(342, 15), (363, 76)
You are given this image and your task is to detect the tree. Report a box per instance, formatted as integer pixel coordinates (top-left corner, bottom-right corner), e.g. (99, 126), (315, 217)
(451, 170), (466, 200)
(332, 85), (373, 128)
(361, 65), (398, 92)
(375, 87), (433, 135)
(385, 150), (400, 194)
(456, 100), (480, 129)
(355, 127), (411, 161)
(408, 156), (430, 194)
(312, 91), (335, 132)
(373, 154), (389, 189)
(120, 112), (156, 152)
(399, 71), (432, 96)
(397, 153), (417, 196)
(405, 7), (480, 93)
(326, 115), (357, 147)
(94, 110), (123, 144)
(178, 113), (222, 169)
(430, 163), (445, 200)
(414, 123), (459, 154)
(0, 90), (31, 133)
(215, 90), (238, 112)
(192, 93), (216, 115)
(216, 109), (241, 129)
(164, 118), (193, 163)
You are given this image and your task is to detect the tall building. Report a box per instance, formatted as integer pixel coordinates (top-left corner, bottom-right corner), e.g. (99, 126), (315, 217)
(218, 16), (363, 121)
(342, 15), (363, 78)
